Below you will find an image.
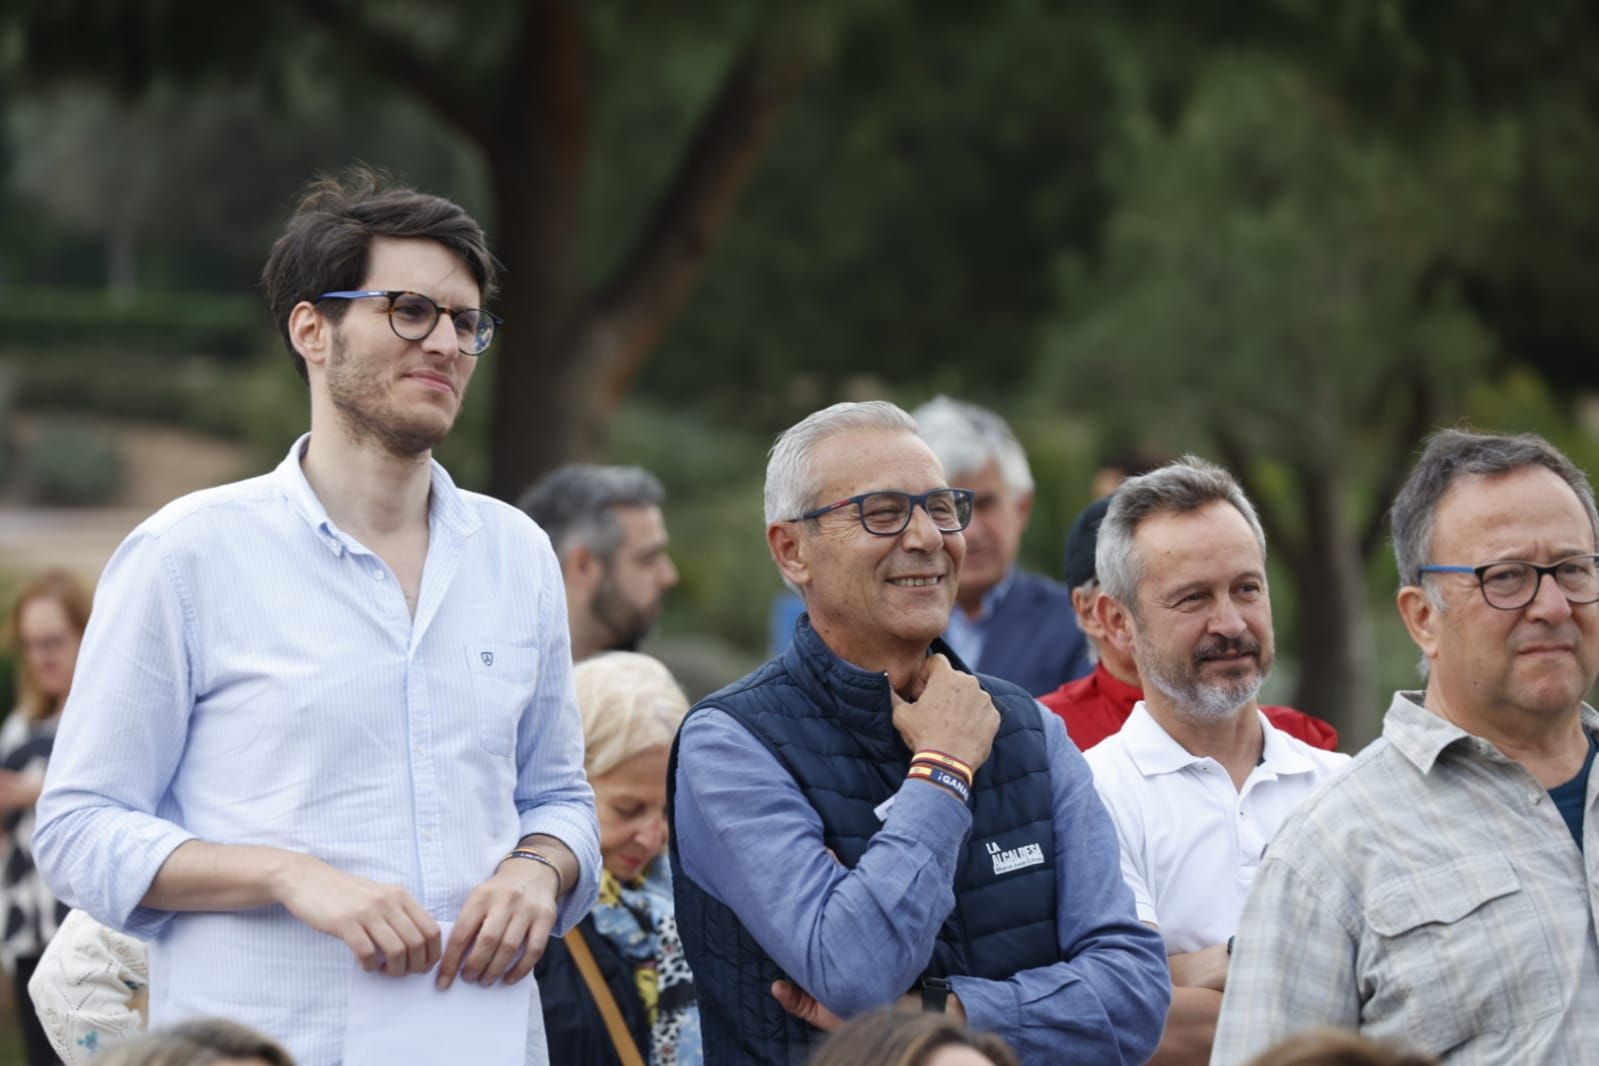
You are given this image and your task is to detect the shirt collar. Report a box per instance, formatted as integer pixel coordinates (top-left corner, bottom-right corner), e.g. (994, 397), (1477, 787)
(1122, 701), (1316, 779)
(1383, 689), (1599, 775)
(273, 433), (481, 557)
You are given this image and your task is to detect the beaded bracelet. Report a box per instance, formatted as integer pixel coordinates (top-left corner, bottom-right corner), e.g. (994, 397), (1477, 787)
(503, 848), (564, 898)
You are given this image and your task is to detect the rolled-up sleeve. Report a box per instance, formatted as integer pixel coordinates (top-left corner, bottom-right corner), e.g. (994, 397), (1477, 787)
(34, 529), (199, 938)
(674, 709), (972, 1016)
(513, 544), (599, 934)
(949, 708), (1171, 1064)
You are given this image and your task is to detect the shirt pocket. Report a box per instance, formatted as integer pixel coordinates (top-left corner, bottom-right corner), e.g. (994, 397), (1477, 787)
(1362, 853), (1560, 1053)
(464, 642), (538, 757)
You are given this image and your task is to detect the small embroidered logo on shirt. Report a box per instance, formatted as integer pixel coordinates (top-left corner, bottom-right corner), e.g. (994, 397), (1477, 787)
(480, 651), (495, 667)
(986, 839), (1045, 876)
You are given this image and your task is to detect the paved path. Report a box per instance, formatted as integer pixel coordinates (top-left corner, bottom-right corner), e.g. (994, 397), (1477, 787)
(0, 419), (253, 583)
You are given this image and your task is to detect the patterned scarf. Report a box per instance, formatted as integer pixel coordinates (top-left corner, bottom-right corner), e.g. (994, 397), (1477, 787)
(591, 858), (702, 1066)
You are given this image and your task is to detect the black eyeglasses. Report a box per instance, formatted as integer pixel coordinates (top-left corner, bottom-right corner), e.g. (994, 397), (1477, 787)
(1418, 554), (1599, 611)
(794, 489), (975, 537)
(317, 290), (502, 355)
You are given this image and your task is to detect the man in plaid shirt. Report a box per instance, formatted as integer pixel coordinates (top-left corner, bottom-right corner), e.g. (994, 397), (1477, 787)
(1212, 429), (1599, 1065)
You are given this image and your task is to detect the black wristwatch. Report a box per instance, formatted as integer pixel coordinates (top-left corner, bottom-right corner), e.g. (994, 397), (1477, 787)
(921, 976), (952, 1013)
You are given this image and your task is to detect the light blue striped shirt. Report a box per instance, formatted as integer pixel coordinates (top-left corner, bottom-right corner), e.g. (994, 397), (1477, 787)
(35, 435), (599, 1066)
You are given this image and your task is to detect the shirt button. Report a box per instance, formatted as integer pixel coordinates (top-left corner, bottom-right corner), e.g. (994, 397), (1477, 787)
(1530, 793), (1543, 805)
(373, 569), (385, 581)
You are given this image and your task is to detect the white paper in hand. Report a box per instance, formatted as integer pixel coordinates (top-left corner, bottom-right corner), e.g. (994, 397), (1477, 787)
(343, 921), (533, 1066)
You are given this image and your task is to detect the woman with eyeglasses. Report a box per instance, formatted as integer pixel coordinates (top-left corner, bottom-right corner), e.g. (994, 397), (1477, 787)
(3, 569), (92, 1065)
(535, 652), (701, 1066)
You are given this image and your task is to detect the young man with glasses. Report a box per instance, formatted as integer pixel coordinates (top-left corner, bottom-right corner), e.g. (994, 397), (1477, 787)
(1214, 428), (1599, 1064)
(34, 168), (599, 1066)
(667, 400), (1170, 1065)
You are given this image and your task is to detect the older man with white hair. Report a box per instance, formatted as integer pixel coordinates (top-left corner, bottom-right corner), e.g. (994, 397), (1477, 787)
(668, 400), (1169, 1066)
(913, 397), (1090, 696)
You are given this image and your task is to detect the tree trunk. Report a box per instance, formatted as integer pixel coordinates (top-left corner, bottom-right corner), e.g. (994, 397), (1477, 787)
(1290, 463), (1380, 749)
(484, 152), (597, 501)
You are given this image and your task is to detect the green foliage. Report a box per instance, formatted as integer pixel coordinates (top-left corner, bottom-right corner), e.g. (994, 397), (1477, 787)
(605, 402), (776, 656)
(27, 416), (121, 504)
(0, 287), (262, 357)
(1040, 53), (1504, 473)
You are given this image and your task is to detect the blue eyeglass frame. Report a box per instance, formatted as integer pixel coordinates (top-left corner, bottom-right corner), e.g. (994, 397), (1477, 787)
(793, 488), (976, 536)
(1417, 554), (1599, 610)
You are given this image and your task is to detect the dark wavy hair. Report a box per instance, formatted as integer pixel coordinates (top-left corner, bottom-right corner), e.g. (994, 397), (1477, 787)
(260, 164), (497, 382)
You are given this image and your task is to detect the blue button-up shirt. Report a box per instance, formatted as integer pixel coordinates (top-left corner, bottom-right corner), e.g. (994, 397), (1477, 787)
(35, 436), (599, 1066)
(674, 674), (1169, 1063)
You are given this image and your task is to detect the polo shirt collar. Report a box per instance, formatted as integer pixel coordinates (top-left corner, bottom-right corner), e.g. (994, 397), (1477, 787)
(1384, 688), (1599, 775)
(274, 432), (481, 558)
(1122, 701), (1317, 779)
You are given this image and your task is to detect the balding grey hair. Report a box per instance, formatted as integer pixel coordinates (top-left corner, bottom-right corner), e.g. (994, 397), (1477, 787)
(1096, 456), (1267, 613)
(1391, 428), (1599, 592)
(911, 395), (1033, 494)
(764, 400), (921, 525)
(518, 464), (666, 561)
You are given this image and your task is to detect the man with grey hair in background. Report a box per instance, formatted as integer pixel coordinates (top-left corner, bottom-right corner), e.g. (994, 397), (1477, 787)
(1213, 428), (1599, 1064)
(668, 400), (1169, 1065)
(519, 464), (679, 661)
(912, 397), (1090, 696)
(1083, 458), (1347, 1065)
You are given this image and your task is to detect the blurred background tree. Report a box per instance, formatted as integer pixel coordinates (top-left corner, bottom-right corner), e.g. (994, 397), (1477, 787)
(0, 0), (1597, 744)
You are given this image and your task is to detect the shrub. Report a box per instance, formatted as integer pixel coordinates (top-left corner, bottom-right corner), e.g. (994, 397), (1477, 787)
(28, 417), (122, 505)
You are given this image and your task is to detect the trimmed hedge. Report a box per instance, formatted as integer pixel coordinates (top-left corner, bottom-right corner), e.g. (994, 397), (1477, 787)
(0, 287), (265, 359)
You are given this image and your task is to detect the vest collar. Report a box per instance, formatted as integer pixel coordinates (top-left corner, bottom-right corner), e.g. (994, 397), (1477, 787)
(783, 614), (973, 749)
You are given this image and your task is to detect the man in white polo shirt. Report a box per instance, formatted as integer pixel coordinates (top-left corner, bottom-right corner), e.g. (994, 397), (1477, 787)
(1083, 457), (1348, 1065)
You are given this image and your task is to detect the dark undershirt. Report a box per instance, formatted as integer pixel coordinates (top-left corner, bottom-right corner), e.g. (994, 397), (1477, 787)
(1548, 729), (1598, 851)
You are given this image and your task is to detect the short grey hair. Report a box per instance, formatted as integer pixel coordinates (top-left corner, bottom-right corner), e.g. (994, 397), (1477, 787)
(764, 400), (921, 525)
(1391, 428), (1599, 590)
(911, 396), (1033, 493)
(518, 464), (666, 561)
(1097, 456), (1267, 611)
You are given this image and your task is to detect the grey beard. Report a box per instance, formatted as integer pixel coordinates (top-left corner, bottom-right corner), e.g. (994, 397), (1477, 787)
(1141, 654), (1265, 721)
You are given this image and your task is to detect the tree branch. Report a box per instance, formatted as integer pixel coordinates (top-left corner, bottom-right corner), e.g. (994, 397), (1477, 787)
(290, 0), (496, 152)
(1212, 425), (1309, 575)
(587, 37), (812, 410)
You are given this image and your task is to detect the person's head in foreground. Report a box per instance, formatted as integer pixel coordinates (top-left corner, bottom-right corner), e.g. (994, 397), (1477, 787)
(261, 164), (498, 458)
(97, 1018), (293, 1066)
(1096, 455), (1274, 722)
(575, 650), (690, 883)
(766, 400), (969, 678)
(1392, 427), (1599, 730)
(1244, 1026), (1437, 1066)
(807, 1009), (1018, 1066)
(10, 569), (92, 721)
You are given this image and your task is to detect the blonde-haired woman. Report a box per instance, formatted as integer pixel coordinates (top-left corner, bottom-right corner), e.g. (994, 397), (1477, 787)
(3, 570), (92, 1064)
(536, 652), (701, 1066)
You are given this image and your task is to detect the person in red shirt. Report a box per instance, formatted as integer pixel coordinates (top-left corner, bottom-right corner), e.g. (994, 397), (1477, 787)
(1040, 495), (1339, 752)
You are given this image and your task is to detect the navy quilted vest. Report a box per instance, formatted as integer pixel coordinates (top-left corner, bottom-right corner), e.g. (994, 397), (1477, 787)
(668, 617), (1059, 1066)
